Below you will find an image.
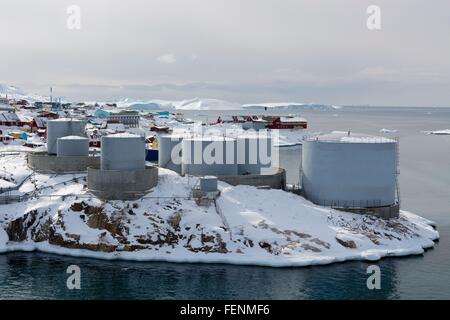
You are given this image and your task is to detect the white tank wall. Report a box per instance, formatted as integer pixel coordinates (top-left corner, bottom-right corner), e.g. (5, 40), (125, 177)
(57, 136), (89, 157)
(181, 138), (238, 176)
(237, 136), (272, 175)
(200, 176), (218, 192)
(101, 134), (146, 171)
(301, 140), (397, 207)
(47, 119), (86, 154)
(158, 135), (183, 174)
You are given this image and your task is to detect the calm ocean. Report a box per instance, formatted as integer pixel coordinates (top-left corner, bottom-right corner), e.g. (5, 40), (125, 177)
(1, 106), (449, 299)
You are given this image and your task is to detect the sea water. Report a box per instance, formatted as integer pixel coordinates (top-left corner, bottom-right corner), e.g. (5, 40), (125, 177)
(1, 106), (449, 299)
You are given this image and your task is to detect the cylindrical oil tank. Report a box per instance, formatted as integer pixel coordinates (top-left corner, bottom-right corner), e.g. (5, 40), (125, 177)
(200, 176), (218, 192)
(237, 135), (272, 175)
(301, 132), (397, 208)
(57, 136), (89, 157)
(101, 133), (146, 171)
(181, 137), (238, 176)
(47, 119), (86, 154)
(158, 134), (185, 174)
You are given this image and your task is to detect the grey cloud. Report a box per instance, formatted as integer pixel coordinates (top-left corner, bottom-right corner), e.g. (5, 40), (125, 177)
(1, 0), (449, 106)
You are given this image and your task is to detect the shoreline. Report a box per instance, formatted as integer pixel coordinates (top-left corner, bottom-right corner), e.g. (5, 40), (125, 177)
(0, 208), (439, 268)
(0, 235), (439, 268)
(0, 154), (440, 270)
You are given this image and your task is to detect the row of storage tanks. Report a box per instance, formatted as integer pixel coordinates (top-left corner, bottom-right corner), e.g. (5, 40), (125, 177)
(161, 131), (399, 209)
(48, 120), (273, 176)
(158, 134), (273, 176)
(47, 118), (89, 157)
(47, 120), (273, 178)
(47, 119), (147, 171)
(47, 120), (398, 209)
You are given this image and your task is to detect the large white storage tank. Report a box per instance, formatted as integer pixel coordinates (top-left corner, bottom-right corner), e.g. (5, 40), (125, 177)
(158, 134), (185, 174)
(57, 136), (89, 157)
(101, 133), (146, 171)
(237, 134), (273, 175)
(47, 119), (86, 154)
(181, 137), (238, 176)
(301, 132), (397, 208)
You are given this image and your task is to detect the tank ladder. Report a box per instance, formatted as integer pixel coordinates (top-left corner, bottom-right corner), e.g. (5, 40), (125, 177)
(395, 137), (401, 207)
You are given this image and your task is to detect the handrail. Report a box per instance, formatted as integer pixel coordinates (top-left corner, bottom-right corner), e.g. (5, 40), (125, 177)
(214, 198), (232, 240)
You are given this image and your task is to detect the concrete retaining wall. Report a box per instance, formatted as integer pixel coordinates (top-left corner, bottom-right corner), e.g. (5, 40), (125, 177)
(87, 165), (158, 200)
(28, 152), (100, 173)
(334, 203), (400, 219)
(218, 168), (286, 190)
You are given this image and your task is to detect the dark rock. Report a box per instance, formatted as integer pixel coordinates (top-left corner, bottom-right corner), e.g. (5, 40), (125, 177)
(167, 212), (182, 231)
(335, 237), (357, 249)
(259, 241), (273, 253)
(7, 210), (40, 241)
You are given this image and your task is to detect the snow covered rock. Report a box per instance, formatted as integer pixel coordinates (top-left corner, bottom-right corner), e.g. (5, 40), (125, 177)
(0, 154), (440, 267)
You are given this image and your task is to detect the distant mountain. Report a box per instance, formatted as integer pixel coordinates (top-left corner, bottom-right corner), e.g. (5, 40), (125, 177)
(1, 84), (344, 111)
(0, 84), (26, 98)
(115, 98), (178, 111)
(0, 83), (47, 102)
(112, 98), (243, 111)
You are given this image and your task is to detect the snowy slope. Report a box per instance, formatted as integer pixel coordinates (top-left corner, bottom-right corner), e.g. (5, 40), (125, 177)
(0, 152), (439, 267)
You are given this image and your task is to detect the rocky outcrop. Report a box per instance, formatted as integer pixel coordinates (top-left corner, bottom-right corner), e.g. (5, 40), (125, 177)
(48, 230), (117, 252)
(335, 237), (357, 249)
(5, 200), (232, 255)
(7, 210), (49, 242)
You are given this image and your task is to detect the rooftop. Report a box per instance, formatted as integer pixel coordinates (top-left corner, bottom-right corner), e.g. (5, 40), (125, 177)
(58, 135), (88, 140)
(184, 136), (236, 142)
(305, 131), (397, 143)
(49, 118), (84, 122)
(106, 133), (142, 138)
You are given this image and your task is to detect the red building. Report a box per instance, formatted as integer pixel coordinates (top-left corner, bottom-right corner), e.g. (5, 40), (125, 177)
(266, 116), (307, 129)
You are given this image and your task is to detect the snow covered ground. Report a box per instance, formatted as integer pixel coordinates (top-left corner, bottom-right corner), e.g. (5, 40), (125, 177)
(0, 151), (439, 267)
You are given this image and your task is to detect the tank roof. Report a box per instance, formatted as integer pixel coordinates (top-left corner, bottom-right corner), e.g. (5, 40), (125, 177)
(105, 133), (142, 138)
(184, 136), (235, 142)
(58, 135), (88, 140)
(203, 175), (218, 179)
(305, 131), (396, 143)
(237, 133), (272, 139)
(49, 118), (84, 122)
(160, 133), (191, 139)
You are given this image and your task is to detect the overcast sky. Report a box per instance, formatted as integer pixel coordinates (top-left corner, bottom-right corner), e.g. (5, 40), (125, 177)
(1, 0), (449, 106)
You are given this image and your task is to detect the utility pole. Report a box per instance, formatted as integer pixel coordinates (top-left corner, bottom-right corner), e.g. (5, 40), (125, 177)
(50, 87), (53, 103)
